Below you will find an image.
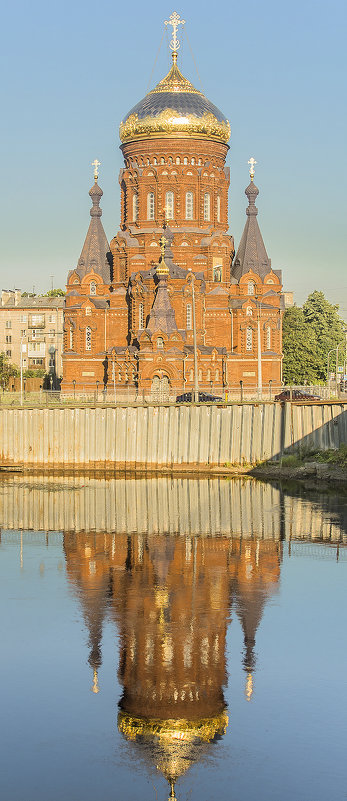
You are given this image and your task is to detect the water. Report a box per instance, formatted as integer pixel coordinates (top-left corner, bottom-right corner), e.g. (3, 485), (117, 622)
(1, 475), (347, 801)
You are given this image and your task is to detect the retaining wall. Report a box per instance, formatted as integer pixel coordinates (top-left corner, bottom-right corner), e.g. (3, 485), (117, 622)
(0, 403), (346, 470)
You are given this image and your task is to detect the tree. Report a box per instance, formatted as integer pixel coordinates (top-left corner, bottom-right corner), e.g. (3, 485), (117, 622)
(302, 291), (345, 380)
(41, 289), (65, 297)
(0, 352), (19, 387)
(282, 307), (318, 384)
(282, 291), (346, 384)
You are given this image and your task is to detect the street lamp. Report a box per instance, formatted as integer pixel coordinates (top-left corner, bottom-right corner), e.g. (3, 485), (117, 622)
(72, 379), (76, 399)
(188, 269), (199, 403)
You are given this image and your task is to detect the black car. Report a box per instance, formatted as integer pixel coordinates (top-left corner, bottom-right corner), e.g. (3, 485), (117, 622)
(176, 391), (223, 403)
(274, 389), (321, 402)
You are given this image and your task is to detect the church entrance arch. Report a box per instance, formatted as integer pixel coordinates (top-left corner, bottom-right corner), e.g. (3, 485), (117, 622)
(151, 374), (171, 402)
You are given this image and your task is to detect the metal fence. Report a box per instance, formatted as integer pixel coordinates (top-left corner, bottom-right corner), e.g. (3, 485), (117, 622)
(0, 384), (341, 407)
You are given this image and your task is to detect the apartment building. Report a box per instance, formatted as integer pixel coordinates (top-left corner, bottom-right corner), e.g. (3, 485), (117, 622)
(0, 291), (64, 376)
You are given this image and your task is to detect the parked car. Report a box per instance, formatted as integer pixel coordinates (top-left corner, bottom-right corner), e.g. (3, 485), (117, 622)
(274, 389), (321, 402)
(176, 391), (223, 403)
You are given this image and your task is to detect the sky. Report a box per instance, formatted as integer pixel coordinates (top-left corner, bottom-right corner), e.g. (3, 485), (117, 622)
(1, 0), (346, 317)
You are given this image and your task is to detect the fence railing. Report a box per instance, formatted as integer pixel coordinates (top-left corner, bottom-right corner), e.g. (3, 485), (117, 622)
(0, 384), (344, 407)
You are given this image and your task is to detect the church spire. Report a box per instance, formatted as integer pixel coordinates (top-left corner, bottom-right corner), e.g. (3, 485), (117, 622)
(73, 163), (113, 285)
(231, 160), (272, 282)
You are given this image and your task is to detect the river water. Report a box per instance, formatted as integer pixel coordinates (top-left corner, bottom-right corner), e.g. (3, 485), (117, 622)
(1, 475), (347, 801)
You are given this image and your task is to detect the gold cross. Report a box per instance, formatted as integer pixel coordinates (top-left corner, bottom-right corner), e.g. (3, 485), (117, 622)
(248, 157), (257, 181)
(164, 11), (185, 53)
(91, 159), (101, 181)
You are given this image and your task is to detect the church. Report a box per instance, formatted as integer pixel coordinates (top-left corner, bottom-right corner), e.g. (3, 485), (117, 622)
(62, 13), (284, 398)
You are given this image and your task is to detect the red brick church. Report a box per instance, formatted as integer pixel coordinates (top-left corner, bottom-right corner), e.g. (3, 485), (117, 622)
(62, 14), (284, 398)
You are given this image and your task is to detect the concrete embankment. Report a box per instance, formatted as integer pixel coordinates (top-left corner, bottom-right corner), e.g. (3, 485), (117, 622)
(0, 402), (346, 472)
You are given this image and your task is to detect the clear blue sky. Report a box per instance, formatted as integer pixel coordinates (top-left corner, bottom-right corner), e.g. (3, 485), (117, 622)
(1, 0), (346, 317)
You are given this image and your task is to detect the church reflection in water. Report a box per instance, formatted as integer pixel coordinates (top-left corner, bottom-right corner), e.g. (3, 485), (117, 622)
(63, 529), (281, 798)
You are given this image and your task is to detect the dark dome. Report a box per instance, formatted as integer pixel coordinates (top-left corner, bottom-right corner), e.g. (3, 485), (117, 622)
(119, 58), (230, 145)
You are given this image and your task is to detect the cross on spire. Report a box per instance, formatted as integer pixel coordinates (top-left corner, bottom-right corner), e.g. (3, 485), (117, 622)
(248, 157), (257, 181)
(91, 159), (101, 182)
(164, 11), (185, 54)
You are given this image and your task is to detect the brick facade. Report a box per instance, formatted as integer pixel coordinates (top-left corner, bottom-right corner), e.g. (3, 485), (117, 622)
(62, 54), (283, 397)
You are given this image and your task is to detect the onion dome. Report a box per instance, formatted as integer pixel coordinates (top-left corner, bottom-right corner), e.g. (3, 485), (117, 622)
(119, 54), (230, 145)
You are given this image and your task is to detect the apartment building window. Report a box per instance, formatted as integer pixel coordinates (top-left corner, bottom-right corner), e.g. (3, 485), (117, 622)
(20, 315), (27, 323)
(49, 329), (55, 338)
(5, 320), (11, 329)
(48, 315), (54, 323)
(6, 335), (12, 343)
(29, 314), (44, 327)
(21, 329), (26, 336)
(6, 350), (11, 357)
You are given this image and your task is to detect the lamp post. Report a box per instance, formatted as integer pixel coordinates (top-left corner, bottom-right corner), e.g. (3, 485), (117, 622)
(188, 269), (199, 403)
(327, 349), (335, 396)
(72, 379), (76, 399)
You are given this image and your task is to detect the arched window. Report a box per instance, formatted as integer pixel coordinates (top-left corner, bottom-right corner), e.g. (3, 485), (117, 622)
(246, 327), (253, 350)
(186, 303), (192, 330)
(176, 156), (180, 164)
(157, 337), (164, 349)
(247, 281), (255, 295)
(147, 192), (155, 220)
(198, 369), (202, 382)
(165, 191), (174, 220)
(183, 157), (188, 165)
(204, 193), (211, 221)
(153, 157), (157, 165)
(185, 191), (193, 220)
(216, 195), (221, 222)
(266, 326), (271, 350)
(215, 369), (219, 381)
(86, 326), (92, 351)
(161, 157), (165, 164)
(133, 193), (138, 221)
(69, 327), (74, 350)
(139, 303), (144, 330)
(189, 368), (194, 381)
(90, 281), (96, 296)
(191, 157), (195, 165)
(207, 369), (211, 382)
(246, 306), (253, 316)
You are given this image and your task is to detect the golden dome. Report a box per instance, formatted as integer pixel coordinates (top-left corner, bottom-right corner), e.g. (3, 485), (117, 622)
(118, 710), (228, 782)
(119, 55), (231, 145)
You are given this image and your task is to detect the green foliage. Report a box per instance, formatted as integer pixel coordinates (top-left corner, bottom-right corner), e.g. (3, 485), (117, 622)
(283, 292), (346, 384)
(41, 289), (65, 297)
(21, 291), (36, 297)
(23, 369), (45, 378)
(302, 291), (345, 380)
(282, 306), (318, 383)
(0, 352), (19, 386)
